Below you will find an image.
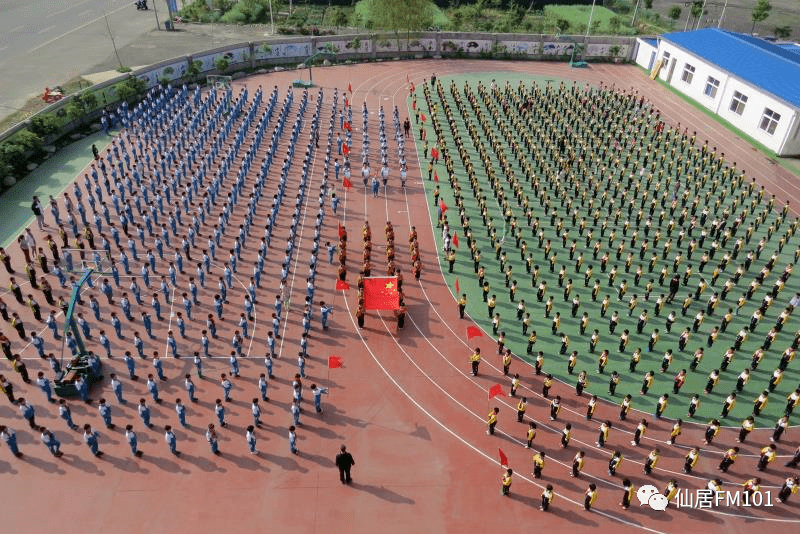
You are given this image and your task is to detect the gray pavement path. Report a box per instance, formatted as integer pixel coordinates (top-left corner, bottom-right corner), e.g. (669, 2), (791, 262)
(0, 0), (275, 125)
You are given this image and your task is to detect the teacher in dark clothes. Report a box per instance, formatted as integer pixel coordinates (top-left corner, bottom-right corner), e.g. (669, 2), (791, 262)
(335, 444), (355, 484)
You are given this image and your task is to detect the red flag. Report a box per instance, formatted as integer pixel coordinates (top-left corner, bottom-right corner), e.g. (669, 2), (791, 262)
(455, 278), (460, 294)
(420, 113), (426, 123)
(328, 356), (343, 368)
(343, 121), (351, 131)
(348, 83), (352, 93)
(498, 448), (508, 467)
(338, 223), (345, 238)
(467, 325), (483, 339)
(452, 233), (459, 248)
(433, 170), (439, 182)
(343, 178), (353, 190)
(488, 384), (504, 400)
(335, 279), (350, 290)
(439, 199), (448, 213)
(363, 276), (400, 310)
(342, 143), (350, 155)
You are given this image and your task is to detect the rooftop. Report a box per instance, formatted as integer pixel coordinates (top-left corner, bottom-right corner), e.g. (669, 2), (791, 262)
(661, 28), (800, 109)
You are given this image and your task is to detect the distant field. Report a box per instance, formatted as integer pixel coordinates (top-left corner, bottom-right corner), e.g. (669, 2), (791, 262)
(545, 4), (633, 34)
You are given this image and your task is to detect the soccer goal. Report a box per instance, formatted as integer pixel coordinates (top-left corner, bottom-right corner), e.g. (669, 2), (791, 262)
(207, 75), (233, 90)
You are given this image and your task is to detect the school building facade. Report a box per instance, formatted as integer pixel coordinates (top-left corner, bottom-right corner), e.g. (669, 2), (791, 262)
(634, 28), (800, 157)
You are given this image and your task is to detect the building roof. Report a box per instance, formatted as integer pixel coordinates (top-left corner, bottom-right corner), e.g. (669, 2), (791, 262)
(661, 28), (800, 109)
(776, 42), (800, 57)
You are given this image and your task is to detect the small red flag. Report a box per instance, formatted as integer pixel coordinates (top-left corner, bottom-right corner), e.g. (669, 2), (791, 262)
(452, 233), (459, 248)
(342, 144), (350, 155)
(455, 278), (460, 294)
(439, 199), (448, 213)
(335, 279), (350, 290)
(338, 223), (345, 238)
(433, 170), (439, 182)
(348, 83), (352, 93)
(343, 178), (353, 190)
(467, 325), (483, 340)
(488, 384), (504, 400)
(420, 113), (426, 123)
(498, 448), (508, 467)
(328, 356), (343, 368)
(343, 121), (351, 131)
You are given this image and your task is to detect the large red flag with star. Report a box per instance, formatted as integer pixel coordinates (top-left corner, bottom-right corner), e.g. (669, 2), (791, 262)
(363, 276), (400, 310)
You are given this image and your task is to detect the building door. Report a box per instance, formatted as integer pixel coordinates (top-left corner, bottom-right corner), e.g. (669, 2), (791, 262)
(647, 51), (656, 70)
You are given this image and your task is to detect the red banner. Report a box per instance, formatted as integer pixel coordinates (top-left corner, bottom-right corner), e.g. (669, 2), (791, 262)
(488, 384), (504, 399)
(363, 277), (400, 310)
(467, 326), (483, 340)
(335, 280), (350, 290)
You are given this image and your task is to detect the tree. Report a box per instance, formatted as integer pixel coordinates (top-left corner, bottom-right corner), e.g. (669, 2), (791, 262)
(214, 57), (230, 73)
(644, 0), (653, 9)
(751, 0), (771, 34)
(29, 115), (59, 138)
(556, 18), (570, 33)
(364, 0), (435, 46)
(330, 7), (348, 27)
(186, 60), (202, 83)
(609, 15), (622, 32)
(668, 6), (681, 27)
(774, 25), (792, 38)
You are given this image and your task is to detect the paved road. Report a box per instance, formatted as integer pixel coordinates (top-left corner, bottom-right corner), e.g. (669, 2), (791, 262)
(0, 0), (272, 125)
(0, 0), (167, 121)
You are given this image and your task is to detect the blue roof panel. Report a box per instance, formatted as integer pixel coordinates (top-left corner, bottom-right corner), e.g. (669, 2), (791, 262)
(662, 28), (800, 108)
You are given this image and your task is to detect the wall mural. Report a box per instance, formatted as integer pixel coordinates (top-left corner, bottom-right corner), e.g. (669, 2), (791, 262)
(254, 42), (313, 60)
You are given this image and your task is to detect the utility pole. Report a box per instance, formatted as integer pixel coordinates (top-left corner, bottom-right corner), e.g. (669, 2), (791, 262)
(631, 0), (641, 27)
(102, 9), (125, 71)
(717, 0), (729, 28)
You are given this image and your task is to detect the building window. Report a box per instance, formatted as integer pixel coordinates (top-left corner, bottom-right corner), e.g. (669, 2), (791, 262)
(662, 51), (671, 62)
(759, 108), (781, 135)
(704, 77), (720, 98)
(681, 64), (695, 84)
(729, 91), (748, 115)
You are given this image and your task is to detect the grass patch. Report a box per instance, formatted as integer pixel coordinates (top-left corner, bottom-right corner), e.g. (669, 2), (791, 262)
(412, 72), (800, 426)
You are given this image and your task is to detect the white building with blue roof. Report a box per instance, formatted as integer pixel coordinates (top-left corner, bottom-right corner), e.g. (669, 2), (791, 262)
(634, 28), (800, 156)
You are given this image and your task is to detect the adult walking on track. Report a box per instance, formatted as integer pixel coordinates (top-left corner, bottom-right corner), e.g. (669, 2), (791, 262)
(335, 444), (355, 484)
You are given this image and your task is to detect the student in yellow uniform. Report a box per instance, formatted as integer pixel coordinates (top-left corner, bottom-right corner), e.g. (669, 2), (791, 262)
(608, 450), (623, 476)
(644, 448), (660, 475)
(572, 450), (586, 477)
(542, 374), (554, 397)
(501, 469), (513, 496)
(621, 479), (635, 509)
(532, 450), (545, 478)
(684, 447), (700, 474)
(664, 479), (679, 502)
(540, 484), (554, 511)
(515, 396), (527, 421)
(584, 483), (598, 511)
(738, 416), (755, 442)
(470, 348), (481, 377)
(502, 351), (512, 375)
(525, 421), (537, 448)
(486, 407), (499, 435)
(668, 419), (682, 445)
(757, 444), (777, 471)
(561, 423), (572, 448)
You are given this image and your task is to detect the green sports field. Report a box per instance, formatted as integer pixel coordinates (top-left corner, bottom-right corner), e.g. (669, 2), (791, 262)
(412, 72), (800, 427)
